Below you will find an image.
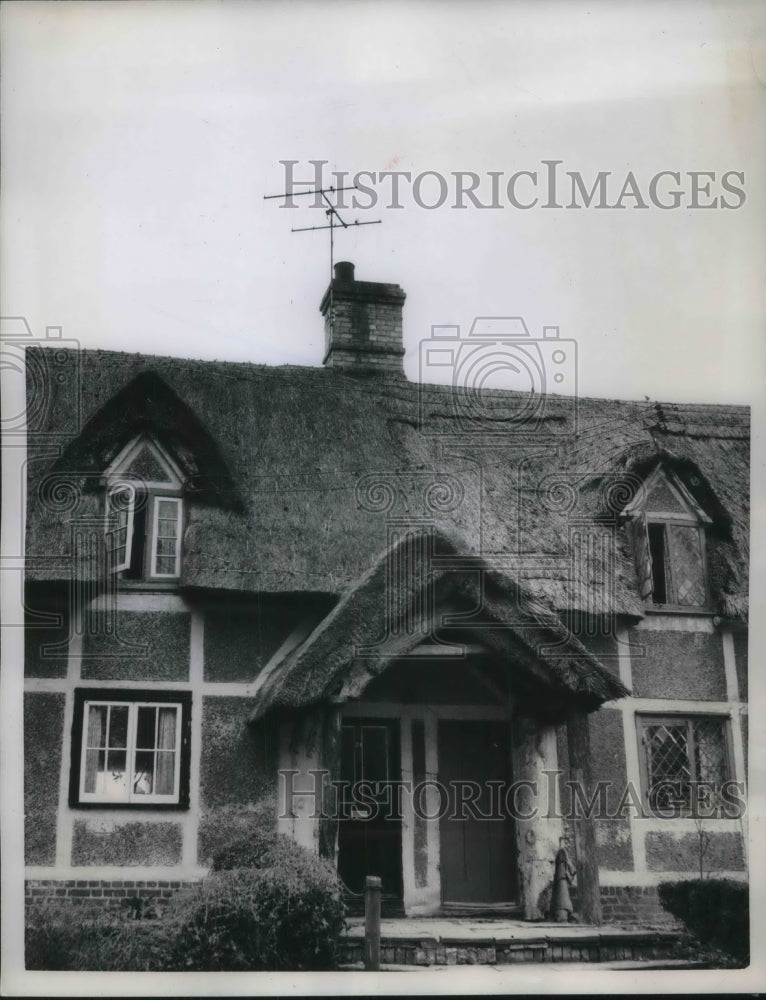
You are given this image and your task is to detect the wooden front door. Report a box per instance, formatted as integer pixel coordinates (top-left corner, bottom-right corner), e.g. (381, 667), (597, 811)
(438, 719), (518, 904)
(337, 718), (402, 901)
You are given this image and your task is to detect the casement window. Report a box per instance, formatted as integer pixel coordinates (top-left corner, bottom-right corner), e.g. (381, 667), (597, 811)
(624, 467), (711, 609)
(103, 436), (184, 581)
(69, 689), (191, 808)
(636, 714), (732, 816)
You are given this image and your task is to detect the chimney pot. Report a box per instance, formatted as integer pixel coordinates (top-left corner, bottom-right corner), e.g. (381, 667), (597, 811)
(334, 261), (355, 283)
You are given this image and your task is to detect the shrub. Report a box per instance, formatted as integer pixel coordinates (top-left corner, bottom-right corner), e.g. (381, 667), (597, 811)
(211, 825), (309, 872)
(26, 830), (346, 972)
(658, 878), (749, 967)
(25, 904), (177, 972)
(168, 839), (346, 971)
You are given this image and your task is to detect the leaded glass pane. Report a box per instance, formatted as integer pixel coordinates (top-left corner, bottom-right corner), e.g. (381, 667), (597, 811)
(693, 718), (727, 788)
(666, 524), (706, 606)
(646, 722), (691, 809)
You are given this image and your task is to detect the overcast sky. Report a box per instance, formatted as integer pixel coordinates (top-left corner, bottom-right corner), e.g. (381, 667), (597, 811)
(2, 0), (765, 404)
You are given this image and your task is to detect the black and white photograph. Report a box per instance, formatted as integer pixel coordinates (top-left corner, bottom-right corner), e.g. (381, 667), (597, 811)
(1, 1), (763, 995)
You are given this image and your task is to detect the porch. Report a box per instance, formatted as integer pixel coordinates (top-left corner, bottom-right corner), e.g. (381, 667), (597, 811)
(253, 531), (630, 923)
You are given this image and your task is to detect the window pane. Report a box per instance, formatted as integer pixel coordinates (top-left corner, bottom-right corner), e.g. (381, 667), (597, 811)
(666, 525), (706, 606)
(155, 751), (176, 794)
(156, 498), (178, 519)
(133, 750), (155, 795)
(105, 750), (128, 798)
(136, 706), (157, 749)
(647, 523), (668, 603)
(152, 498), (181, 576)
(84, 748), (104, 793)
(80, 699), (183, 803)
(646, 722), (691, 810)
(694, 718), (727, 787)
(85, 705), (107, 748)
(157, 707), (177, 750)
(109, 706), (129, 749)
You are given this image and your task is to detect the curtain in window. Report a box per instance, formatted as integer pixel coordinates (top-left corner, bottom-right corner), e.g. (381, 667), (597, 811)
(155, 707), (177, 795)
(84, 705), (107, 793)
(627, 513), (653, 601)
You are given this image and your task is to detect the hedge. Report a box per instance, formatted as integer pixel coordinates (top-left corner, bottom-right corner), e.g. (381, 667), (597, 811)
(26, 830), (346, 971)
(658, 878), (749, 966)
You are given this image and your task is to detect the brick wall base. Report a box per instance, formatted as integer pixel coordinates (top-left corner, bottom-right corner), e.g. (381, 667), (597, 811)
(599, 885), (679, 926)
(25, 879), (200, 919)
(25, 879), (678, 927)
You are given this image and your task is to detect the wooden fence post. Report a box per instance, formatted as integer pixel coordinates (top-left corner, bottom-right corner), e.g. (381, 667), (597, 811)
(364, 875), (382, 971)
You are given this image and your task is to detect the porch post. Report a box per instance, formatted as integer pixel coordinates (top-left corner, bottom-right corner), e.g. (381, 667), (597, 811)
(566, 707), (602, 925)
(318, 704), (342, 861)
(511, 714), (564, 920)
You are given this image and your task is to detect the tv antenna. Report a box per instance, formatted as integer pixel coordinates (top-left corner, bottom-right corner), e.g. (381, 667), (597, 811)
(264, 184), (381, 339)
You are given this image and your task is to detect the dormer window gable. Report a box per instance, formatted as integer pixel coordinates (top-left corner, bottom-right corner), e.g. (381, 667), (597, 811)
(104, 435), (184, 581)
(623, 465), (711, 610)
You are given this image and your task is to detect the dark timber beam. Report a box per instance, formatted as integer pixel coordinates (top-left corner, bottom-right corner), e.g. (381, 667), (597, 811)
(318, 704), (342, 862)
(566, 707), (602, 925)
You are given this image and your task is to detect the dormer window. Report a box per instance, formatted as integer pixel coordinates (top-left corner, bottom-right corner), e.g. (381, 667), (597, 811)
(104, 435), (184, 581)
(624, 466), (711, 610)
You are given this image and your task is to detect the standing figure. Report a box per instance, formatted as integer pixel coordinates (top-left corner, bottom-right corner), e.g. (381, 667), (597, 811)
(551, 836), (577, 922)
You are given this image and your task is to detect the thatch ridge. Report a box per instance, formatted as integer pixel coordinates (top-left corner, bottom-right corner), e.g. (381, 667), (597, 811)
(25, 346), (749, 623)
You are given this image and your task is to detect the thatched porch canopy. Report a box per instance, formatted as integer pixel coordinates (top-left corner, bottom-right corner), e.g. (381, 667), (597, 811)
(249, 530), (628, 723)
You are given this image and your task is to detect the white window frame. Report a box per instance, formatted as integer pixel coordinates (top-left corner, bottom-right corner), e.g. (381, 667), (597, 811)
(103, 434), (184, 580)
(78, 699), (183, 805)
(149, 495), (183, 579)
(105, 482), (136, 573)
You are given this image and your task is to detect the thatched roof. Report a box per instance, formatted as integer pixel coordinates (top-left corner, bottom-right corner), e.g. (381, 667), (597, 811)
(248, 529), (628, 720)
(26, 346), (749, 628)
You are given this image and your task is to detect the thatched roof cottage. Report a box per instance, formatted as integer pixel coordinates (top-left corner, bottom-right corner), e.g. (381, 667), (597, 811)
(23, 263), (749, 925)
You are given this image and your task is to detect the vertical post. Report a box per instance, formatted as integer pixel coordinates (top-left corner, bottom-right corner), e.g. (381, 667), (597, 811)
(566, 707), (602, 925)
(318, 705), (342, 861)
(364, 875), (382, 971)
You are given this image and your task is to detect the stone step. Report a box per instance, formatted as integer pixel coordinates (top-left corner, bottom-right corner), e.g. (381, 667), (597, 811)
(340, 958), (709, 972)
(340, 919), (685, 966)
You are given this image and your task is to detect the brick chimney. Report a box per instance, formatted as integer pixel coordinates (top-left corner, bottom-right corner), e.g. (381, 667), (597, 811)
(320, 262), (406, 376)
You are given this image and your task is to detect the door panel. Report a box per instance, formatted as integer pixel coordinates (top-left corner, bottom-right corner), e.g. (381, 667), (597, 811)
(438, 719), (517, 904)
(337, 718), (402, 899)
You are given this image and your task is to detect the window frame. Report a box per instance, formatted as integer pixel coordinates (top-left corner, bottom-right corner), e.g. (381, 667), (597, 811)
(105, 482), (136, 574)
(623, 467), (712, 612)
(69, 688), (192, 810)
(644, 515), (710, 610)
(149, 495), (183, 579)
(635, 712), (734, 818)
(103, 435), (185, 582)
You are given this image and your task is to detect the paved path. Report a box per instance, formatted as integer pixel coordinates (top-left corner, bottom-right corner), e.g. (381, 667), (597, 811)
(343, 916), (675, 941)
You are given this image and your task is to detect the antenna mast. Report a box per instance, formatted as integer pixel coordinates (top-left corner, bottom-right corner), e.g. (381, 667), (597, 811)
(264, 184), (381, 340)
